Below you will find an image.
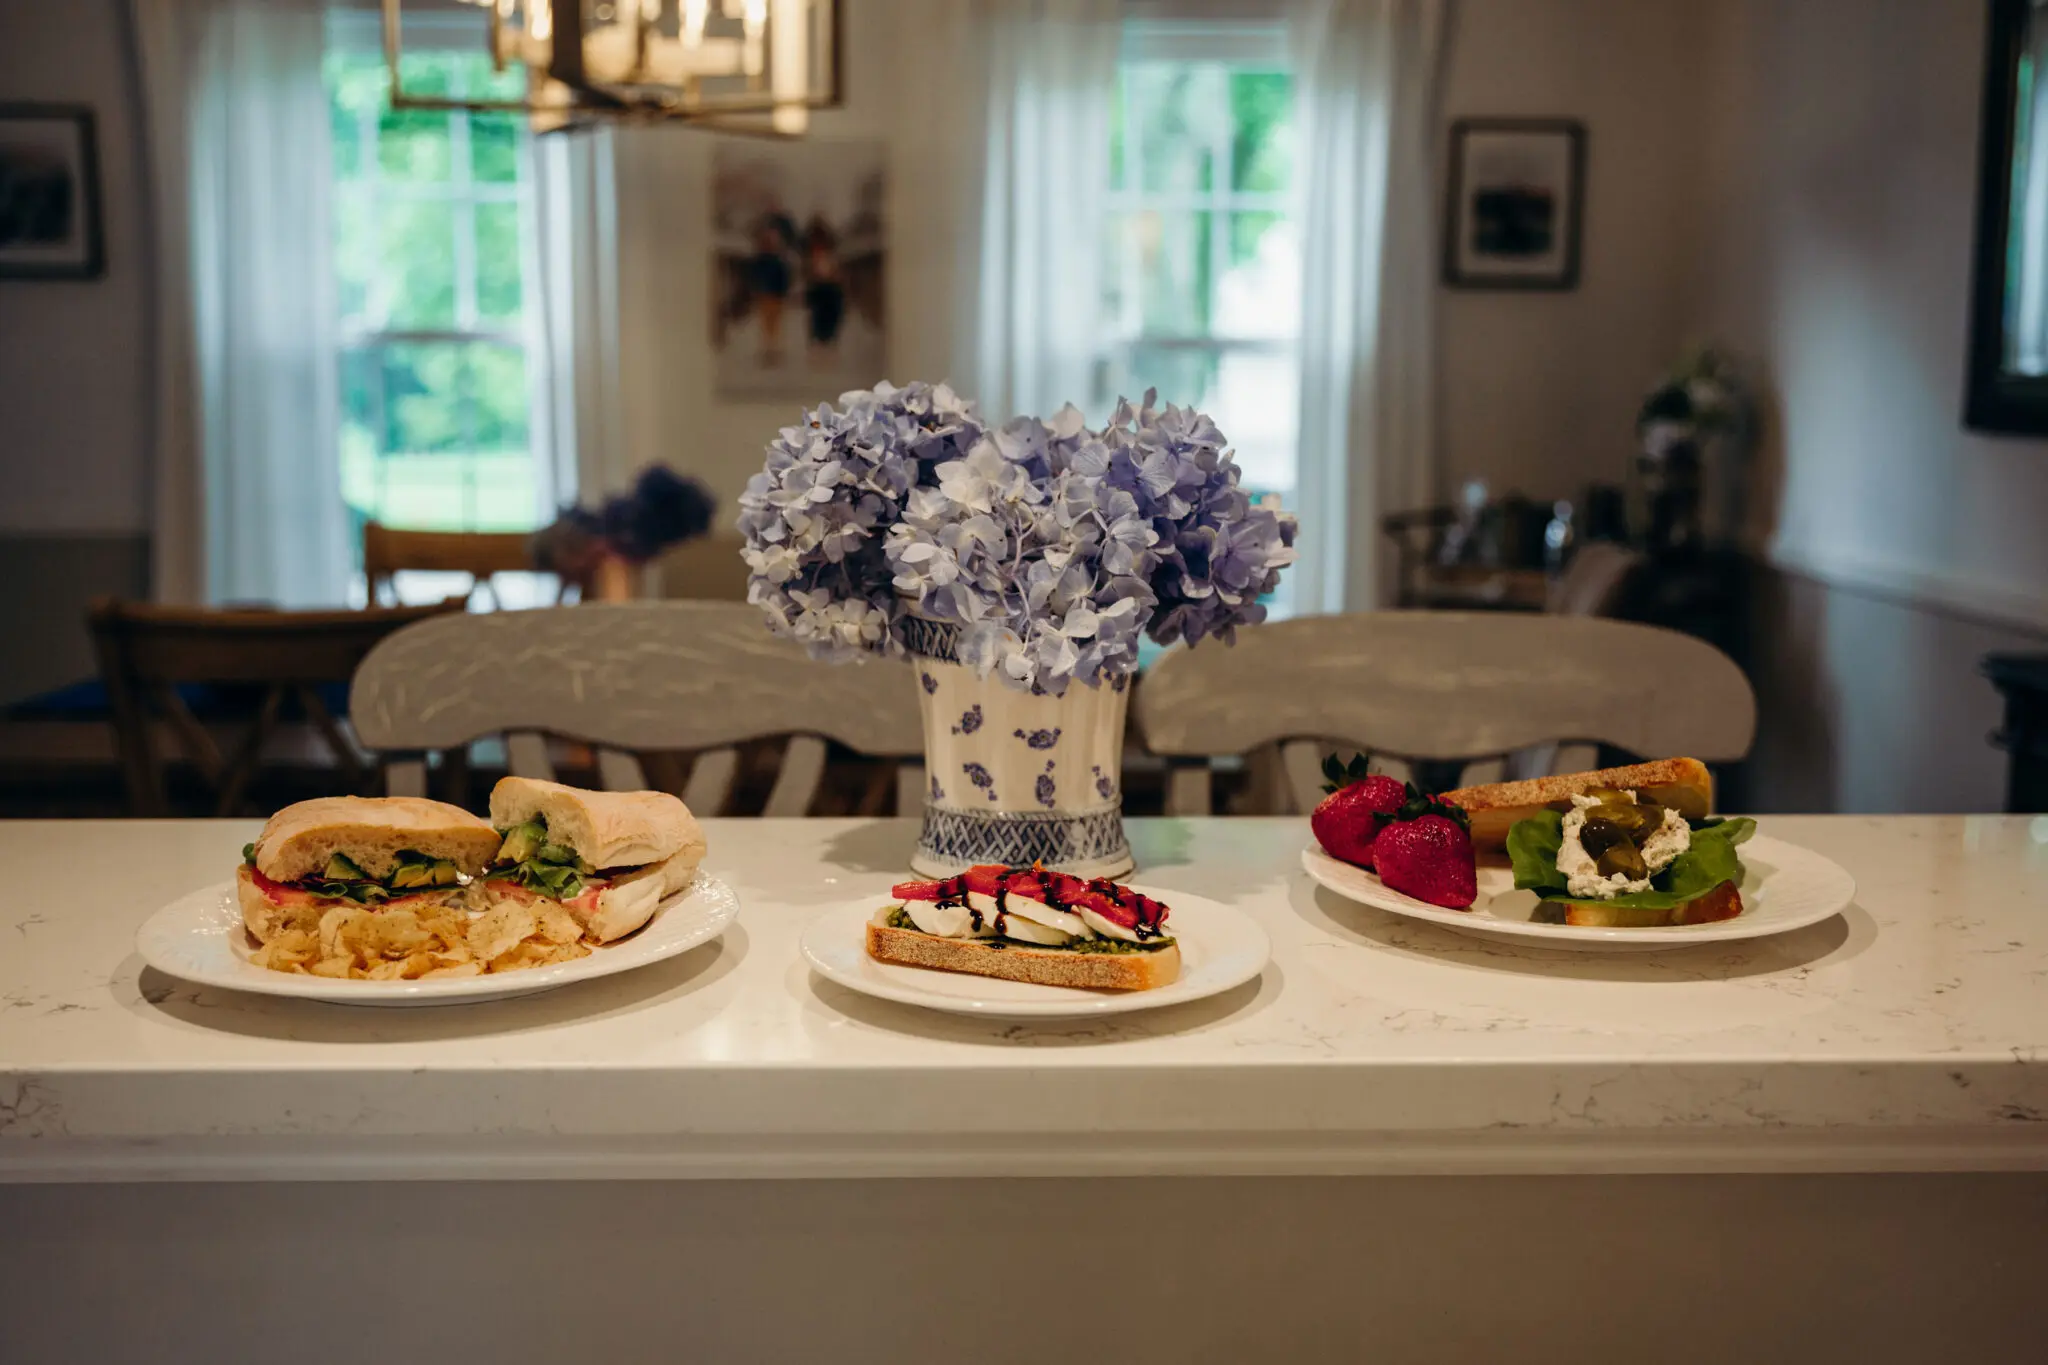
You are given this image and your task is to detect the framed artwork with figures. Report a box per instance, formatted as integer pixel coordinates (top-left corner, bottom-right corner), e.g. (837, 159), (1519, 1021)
(0, 104), (103, 280)
(1443, 118), (1584, 291)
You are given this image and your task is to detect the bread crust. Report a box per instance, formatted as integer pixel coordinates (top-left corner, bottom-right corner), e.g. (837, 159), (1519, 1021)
(864, 919), (1181, 991)
(1441, 758), (1713, 850)
(488, 777), (704, 870)
(251, 797), (499, 883)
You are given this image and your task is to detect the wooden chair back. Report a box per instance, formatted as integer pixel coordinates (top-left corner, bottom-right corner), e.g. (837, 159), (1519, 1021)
(658, 530), (751, 602)
(87, 597), (462, 816)
(1134, 611), (1756, 815)
(363, 521), (539, 608)
(349, 601), (925, 816)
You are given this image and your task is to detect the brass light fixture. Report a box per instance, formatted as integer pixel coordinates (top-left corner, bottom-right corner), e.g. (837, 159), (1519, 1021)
(380, 0), (841, 135)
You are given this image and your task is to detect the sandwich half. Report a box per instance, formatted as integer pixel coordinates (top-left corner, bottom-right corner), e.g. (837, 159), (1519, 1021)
(1441, 757), (1714, 852)
(867, 865), (1181, 991)
(478, 777), (707, 943)
(237, 796), (500, 943)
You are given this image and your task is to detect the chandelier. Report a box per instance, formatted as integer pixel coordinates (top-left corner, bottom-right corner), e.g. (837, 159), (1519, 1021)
(380, 0), (841, 135)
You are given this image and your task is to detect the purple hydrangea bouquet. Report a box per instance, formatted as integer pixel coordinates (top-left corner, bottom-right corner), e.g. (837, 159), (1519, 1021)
(739, 380), (1296, 877)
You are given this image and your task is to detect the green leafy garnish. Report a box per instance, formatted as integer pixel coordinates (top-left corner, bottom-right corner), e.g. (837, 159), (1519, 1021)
(296, 877), (391, 904)
(1508, 809), (1756, 911)
(488, 815), (593, 901)
(1320, 752), (1374, 793)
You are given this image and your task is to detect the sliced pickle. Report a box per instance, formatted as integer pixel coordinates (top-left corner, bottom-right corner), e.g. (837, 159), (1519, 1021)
(1599, 803), (1659, 838)
(1583, 786), (1632, 805)
(1577, 816), (1634, 859)
(1595, 841), (1649, 880)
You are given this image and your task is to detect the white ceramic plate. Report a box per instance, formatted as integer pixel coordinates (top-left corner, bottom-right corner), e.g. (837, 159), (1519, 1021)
(800, 885), (1270, 1018)
(135, 873), (741, 1006)
(1301, 833), (1855, 951)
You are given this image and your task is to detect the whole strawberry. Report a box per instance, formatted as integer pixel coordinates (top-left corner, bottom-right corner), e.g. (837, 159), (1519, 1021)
(1372, 793), (1478, 909)
(1309, 754), (1409, 869)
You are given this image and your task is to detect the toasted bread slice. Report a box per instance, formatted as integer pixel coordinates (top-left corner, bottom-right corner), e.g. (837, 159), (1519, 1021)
(1441, 757), (1713, 851)
(1536, 879), (1744, 928)
(864, 917), (1182, 991)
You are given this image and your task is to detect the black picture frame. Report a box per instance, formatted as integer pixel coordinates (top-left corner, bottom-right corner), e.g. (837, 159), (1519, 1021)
(1965, 0), (2048, 434)
(0, 103), (105, 281)
(1442, 118), (1585, 291)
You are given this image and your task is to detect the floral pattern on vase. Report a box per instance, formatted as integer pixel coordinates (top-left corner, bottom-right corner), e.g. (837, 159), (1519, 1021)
(908, 626), (1131, 879)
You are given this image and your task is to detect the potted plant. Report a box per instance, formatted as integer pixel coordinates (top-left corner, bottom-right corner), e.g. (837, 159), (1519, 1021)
(738, 381), (1296, 877)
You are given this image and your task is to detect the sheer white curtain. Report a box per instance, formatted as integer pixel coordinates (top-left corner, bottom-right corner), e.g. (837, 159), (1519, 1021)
(965, 0), (1121, 421)
(1291, 0), (1448, 611)
(131, 0), (350, 606)
(532, 130), (627, 506)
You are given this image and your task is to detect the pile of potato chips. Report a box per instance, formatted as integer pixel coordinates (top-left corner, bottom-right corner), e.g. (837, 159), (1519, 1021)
(250, 898), (592, 980)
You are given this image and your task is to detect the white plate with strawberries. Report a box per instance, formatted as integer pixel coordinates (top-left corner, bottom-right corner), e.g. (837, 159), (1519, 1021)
(1301, 839), (1855, 951)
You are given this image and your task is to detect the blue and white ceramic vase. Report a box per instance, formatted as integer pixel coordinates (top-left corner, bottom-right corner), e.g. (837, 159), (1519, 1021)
(904, 619), (1134, 880)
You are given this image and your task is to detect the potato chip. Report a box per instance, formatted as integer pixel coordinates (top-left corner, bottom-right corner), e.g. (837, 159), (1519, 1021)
(422, 962), (484, 979)
(468, 903), (537, 962)
(535, 904), (584, 946)
(309, 956), (354, 979)
(371, 911), (433, 960)
(319, 905), (373, 959)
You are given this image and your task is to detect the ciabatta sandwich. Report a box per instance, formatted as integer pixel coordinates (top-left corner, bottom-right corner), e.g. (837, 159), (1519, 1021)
(1440, 757), (1714, 852)
(237, 796), (500, 943)
(479, 777), (706, 943)
(867, 865), (1181, 991)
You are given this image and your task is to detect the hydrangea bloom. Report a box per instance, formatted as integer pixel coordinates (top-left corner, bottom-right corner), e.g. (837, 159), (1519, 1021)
(739, 382), (1297, 694)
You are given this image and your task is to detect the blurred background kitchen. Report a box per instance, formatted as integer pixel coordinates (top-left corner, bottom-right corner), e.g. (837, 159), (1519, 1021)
(2, 0), (2045, 820)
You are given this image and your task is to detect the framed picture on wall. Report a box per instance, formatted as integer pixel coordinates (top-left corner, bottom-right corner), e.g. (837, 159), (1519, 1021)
(0, 104), (104, 281)
(1443, 119), (1584, 291)
(710, 138), (886, 397)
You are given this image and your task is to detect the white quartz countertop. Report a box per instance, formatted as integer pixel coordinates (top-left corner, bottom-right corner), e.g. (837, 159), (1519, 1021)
(4, 816), (2048, 1181)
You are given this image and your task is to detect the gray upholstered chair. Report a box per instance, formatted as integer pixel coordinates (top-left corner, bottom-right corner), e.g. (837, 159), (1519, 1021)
(349, 601), (924, 816)
(1134, 611), (1756, 815)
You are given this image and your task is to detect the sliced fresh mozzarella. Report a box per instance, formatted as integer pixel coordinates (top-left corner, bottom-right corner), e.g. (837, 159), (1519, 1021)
(906, 902), (994, 938)
(988, 912), (1072, 946)
(1076, 906), (1142, 942)
(964, 890), (1092, 939)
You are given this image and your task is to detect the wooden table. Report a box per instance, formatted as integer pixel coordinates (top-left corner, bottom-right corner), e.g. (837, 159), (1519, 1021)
(4, 816), (2047, 1362)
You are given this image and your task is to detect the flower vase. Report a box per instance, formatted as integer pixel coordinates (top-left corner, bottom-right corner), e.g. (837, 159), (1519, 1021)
(904, 620), (1134, 880)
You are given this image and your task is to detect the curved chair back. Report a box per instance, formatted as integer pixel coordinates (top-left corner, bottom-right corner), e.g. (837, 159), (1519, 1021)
(1135, 611), (1756, 814)
(350, 601), (924, 815)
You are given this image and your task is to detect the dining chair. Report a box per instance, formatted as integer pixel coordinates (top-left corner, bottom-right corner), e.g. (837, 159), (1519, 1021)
(88, 598), (463, 816)
(1133, 611), (1756, 815)
(658, 530), (752, 602)
(362, 521), (542, 609)
(349, 601), (926, 816)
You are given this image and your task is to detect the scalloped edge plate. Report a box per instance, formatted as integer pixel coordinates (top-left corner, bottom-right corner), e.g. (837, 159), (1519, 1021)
(136, 873), (741, 1006)
(1301, 834), (1854, 951)
(800, 885), (1269, 1017)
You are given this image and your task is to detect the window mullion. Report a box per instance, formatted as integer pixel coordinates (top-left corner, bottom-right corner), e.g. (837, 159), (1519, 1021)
(1209, 62), (1230, 342)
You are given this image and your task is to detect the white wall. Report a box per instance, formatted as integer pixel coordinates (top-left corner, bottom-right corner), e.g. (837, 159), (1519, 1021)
(606, 0), (970, 507)
(0, 0), (152, 535)
(0, 0), (153, 704)
(1436, 0), (1718, 504)
(1701, 0), (2048, 812)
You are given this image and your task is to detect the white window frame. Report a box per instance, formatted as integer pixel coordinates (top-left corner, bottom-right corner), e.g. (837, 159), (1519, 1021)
(325, 9), (552, 533)
(1105, 19), (1297, 460)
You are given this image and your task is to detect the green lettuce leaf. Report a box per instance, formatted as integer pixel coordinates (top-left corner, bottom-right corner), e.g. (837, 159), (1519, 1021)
(1507, 810), (1756, 911)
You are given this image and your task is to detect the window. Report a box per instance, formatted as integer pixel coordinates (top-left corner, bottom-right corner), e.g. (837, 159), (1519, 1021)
(1101, 23), (1299, 509)
(325, 17), (546, 546)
